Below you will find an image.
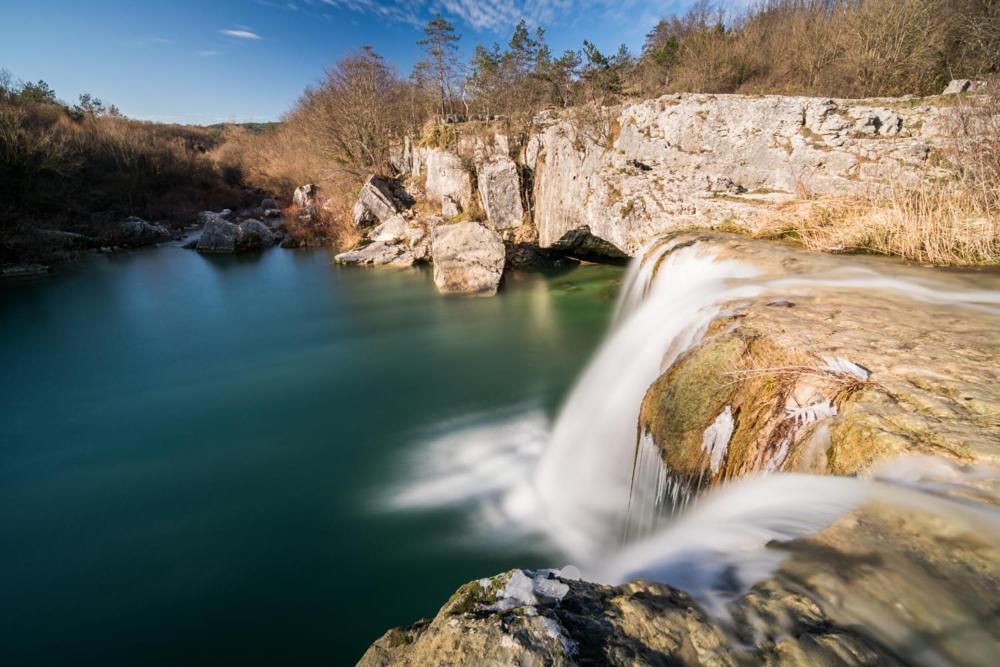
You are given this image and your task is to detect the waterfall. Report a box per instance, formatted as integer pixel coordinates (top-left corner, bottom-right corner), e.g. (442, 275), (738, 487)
(534, 244), (762, 558)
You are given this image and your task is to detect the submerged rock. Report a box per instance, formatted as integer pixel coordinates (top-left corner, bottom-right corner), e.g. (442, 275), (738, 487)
(431, 222), (505, 296)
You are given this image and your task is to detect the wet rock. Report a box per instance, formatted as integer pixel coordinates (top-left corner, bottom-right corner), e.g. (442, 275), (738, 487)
(477, 156), (524, 230)
(431, 222), (505, 295)
(637, 232), (1000, 486)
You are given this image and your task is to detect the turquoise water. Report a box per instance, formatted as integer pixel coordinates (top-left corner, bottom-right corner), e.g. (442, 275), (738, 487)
(0, 245), (622, 665)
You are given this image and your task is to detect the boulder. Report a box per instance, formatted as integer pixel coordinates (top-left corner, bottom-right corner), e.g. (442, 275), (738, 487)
(292, 184), (318, 213)
(942, 79), (972, 95)
(263, 208), (282, 218)
(368, 215), (409, 243)
(431, 222), (505, 296)
(477, 156), (524, 230)
(115, 217), (171, 246)
(197, 209), (231, 225)
(261, 197), (280, 210)
(196, 218), (240, 253)
(334, 241), (414, 267)
(352, 176), (406, 228)
(236, 219), (277, 250)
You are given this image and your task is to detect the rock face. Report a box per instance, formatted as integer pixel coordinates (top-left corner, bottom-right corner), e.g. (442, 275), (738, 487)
(477, 156), (524, 230)
(424, 149), (473, 216)
(352, 176), (407, 228)
(530, 93), (964, 255)
(431, 222), (505, 295)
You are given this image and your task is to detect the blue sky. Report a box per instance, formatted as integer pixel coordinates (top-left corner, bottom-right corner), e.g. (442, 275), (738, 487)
(0, 1), (697, 125)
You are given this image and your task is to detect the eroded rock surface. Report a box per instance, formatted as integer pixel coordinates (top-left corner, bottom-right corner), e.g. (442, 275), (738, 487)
(477, 156), (524, 230)
(636, 233), (999, 494)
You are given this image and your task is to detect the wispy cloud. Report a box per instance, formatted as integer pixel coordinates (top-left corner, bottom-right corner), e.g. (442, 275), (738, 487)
(220, 28), (262, 40)
(198, 50), (222, 57)
(294, 0), (676, 32)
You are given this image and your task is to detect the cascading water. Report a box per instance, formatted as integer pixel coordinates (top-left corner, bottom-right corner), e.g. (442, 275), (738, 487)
(384, 237), (1000, 663)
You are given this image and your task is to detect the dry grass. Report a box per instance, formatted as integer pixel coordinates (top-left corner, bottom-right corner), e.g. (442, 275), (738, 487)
(756, 186), (999, 266)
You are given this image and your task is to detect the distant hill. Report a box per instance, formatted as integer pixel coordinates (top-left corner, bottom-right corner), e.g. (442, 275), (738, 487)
(206, 121), (280, 133)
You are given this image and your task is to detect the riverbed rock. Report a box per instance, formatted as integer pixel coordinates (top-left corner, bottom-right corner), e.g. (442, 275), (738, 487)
(261, 197), (280, 210)
(431, 222), (505, 295)
(477, 156), (524, 230)
(352, 176), (407, 228)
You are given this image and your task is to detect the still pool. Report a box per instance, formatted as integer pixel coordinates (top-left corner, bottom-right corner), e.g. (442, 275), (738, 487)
(0, 245), (622, 665)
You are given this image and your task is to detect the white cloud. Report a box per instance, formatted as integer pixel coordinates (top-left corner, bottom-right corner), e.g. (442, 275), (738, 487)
(220, 29), (262, 39)
(198, 50), (222, 56)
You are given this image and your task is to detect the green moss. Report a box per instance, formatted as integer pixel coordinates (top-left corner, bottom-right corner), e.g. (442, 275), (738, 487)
(640, 334), (746, 476)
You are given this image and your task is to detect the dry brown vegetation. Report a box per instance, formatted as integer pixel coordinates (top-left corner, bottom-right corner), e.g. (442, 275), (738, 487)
(637, 0), (999, 98)
(0, 74), (263, 262)
(756, 82), (1000, 265)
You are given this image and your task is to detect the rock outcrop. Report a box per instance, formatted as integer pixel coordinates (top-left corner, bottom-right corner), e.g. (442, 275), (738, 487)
(352, 176), (409, 228)
(527, 93), (975, 255)
(431, 222), (505, 295)
(424, 149), (473, 216)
